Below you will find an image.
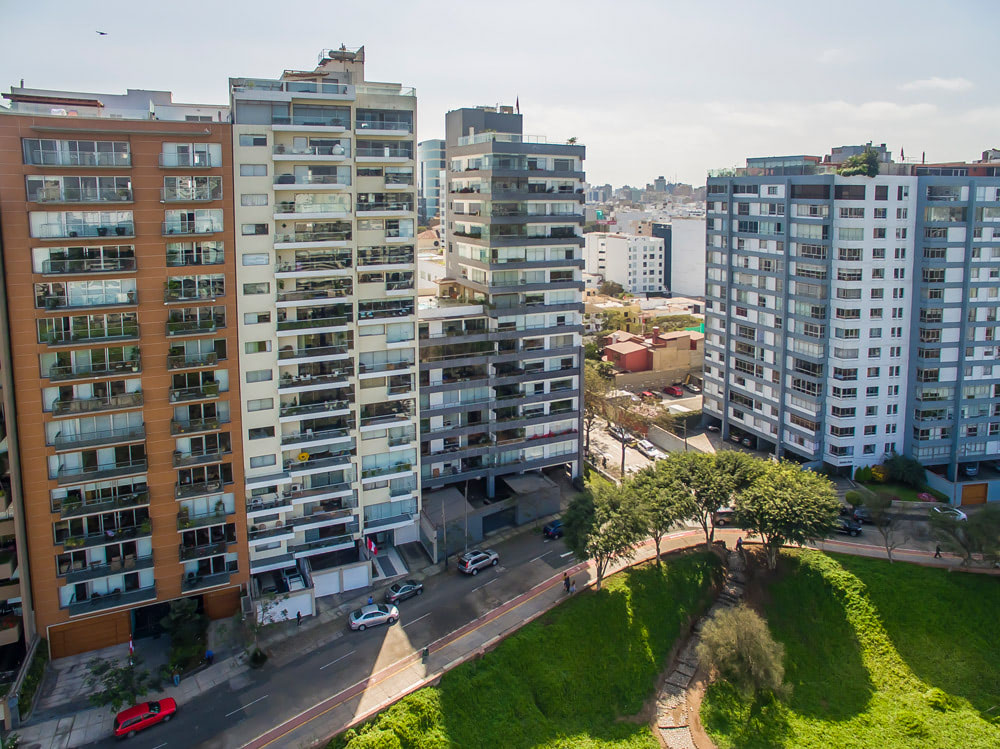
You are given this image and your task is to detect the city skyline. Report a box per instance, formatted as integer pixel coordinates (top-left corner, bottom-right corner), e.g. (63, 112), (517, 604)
(1, 0), (996, 187)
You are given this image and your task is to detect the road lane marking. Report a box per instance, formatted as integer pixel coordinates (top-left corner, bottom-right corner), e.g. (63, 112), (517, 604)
(560, 551), (573, 558)
(319, 651), (355, 670)
(471, 578), (498, 593)
(151, 744), (167, 749)
(530, 550), (555, 563)
(226, 694), (269, 717)
(403, 612), (430, 627)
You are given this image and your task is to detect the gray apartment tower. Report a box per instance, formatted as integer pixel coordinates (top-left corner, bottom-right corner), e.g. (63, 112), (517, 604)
(704, 146), (1000, 507)
(418, 139), (445, 225)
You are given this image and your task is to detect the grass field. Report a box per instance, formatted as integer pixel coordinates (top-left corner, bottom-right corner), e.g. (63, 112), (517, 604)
(702, 550), (1000, 749)
(858, 481), (947, 503)
(330, 551), (723, 749)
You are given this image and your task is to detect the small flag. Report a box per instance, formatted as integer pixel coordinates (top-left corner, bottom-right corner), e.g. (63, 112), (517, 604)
(367, 537), (377, 556)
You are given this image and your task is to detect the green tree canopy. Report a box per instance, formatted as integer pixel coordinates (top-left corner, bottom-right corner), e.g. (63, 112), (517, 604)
(696, 604), (785, 696)
(735, 460), (840, 569)
(86, 656), (160, 712)
(836, 146), (880, 177)
(563, 479), (646, 589)
(631, 464), (690, 567)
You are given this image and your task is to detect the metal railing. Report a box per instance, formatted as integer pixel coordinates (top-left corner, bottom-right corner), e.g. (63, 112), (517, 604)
(281, 427), (351, 445)
(41, 257), (135, 274)
(278, 344), (349, 360)
(35, 223), (134, 239)
(175, 479), (224, 499)
(26, 150), (130, 167)
(173, 447), (231, 468)
(31, 187), (133, 203)
(51, 391), (143, 416)
(47, 358), (140, 381)
(274, 173), (351, 187)
(167, 352), (218, 370)
(279, 399), (350, 418)
(178, 539), (231, 561)
(51, 425), (145, 449)
(276, 314), (351, 331)
(166, 317), (225, 336)
(162, 222), (223, 236)
(274, 231), (351, 244)
(54, 458), (147, 482)
(168, 382), (221, 402)
(273, 144), (349, 157)
(276, 287), (352, 303)
(170, 416), (228, 435)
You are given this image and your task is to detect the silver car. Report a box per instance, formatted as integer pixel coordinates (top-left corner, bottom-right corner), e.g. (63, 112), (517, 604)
(349, 603), (399, 631)
(457, 548), (499, 575)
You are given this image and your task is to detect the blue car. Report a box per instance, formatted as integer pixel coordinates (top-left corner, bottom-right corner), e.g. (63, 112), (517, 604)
(543, 519), (563, 539)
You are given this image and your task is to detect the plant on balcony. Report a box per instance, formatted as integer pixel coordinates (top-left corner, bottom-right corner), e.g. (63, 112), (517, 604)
(139, 519), (152, 535)
(63, 537), (84, 548)
(214, 499), (226, 516)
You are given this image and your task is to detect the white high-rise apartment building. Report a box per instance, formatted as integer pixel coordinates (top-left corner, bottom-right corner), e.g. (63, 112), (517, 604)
(230, 47), (421, 599)
(705, 145), (1000, 506)
(583, 232), (666, 295)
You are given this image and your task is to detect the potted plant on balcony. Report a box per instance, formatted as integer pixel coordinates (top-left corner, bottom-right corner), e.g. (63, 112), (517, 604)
(214, 498), (226, 516)
(96, 227), (109, 237)
(139, 518), (152, 535)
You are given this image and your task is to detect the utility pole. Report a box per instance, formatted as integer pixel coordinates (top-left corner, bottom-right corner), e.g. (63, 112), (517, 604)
(440, 499), (447, 568)
(463, 480), (470, 552)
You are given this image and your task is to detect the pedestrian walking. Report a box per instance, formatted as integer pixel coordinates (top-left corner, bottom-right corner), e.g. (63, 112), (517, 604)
(934, 545), (942, 558)
(296, 611), (302, 627)
(205, 648), (214, 666)
(570, 580), (577, 594)
(736, 537), (743, 552)
(562, 572), (570, 593)
(172, 672), (180, 687)
(367, 594), (374, 605)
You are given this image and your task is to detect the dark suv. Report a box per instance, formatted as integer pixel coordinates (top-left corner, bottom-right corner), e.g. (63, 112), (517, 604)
(543, 519), (563, 539)
(834, 517), (862, 537)
(457, 549), (499, 575)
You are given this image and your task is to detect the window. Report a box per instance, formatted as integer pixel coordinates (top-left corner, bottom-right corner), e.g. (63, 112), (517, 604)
(838, 247), (862, 261)
(894, 247), (906, 259)
(866, 386), (879, 397)
(240, 164), (267, 177)
(872, 247), (885, 259)
(868, 347), (881, 357)
(898, 185), (909, 200)
(873, 227), (886, 239)
(243, 282), (270, 295)
(875, 185), (888, 200)
(868, 367), (880, 377)
(874, 208), (887, 219)
(239, 134), (267, 147)
(245, 340), (271, 354)
(871, 288), (884, 299)
(250, 454), (276, 468)
(247, 398), (273, 412)
(863, 444), (876, 455)
(864, 425), (877, 435)
(244, 311), (271, 324)
(895, 228), (907, 239)
(865, 405), (878, 416)
(248, 426), (275, 440)
(840, 207), (865, 219)
(242, 223), (268, 235)
(838, 228), (864, 241)
(835, 185), (866, 200)
(246, 369), (272, 383)
(897, 208), (908, 219)
(241, 253), (270, 267)
(241, 194), (268, 207)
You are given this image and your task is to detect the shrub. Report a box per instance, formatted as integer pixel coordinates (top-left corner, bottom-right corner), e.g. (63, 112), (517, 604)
(845, 490), (864, 507)
(883, 452), (926, 488)
(697, 604), (785, 696)
(870, 465), (887, 483)
(924, 687), (954, 712)
(17, 640), (48, 718)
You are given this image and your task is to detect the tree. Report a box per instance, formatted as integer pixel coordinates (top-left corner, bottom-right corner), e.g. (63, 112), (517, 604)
(583, 341), (602, 361)
(563, 479), (645, 589)
(583, 362), (609, 457)
(604, 399), (646, 476)
(598, 280), (625, 298)
(241, 592), (291, 665)
(929, 504), (1000, 567)
(882, 452), (926, 488)
(566, 136), (578, 145)
(632, 464), (688, 567)
(86, 656), (160, 712)
(861, 491), (900, 562)
(696, 604), (785, 696)
(836, 146), (880, 177)
(735, 460), (840, 570)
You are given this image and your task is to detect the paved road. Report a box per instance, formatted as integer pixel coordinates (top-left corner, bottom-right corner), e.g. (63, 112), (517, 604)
(83, 529), (574, 749)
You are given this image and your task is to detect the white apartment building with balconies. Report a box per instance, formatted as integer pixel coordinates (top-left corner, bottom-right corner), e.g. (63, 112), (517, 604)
(583, 232), (666, 295)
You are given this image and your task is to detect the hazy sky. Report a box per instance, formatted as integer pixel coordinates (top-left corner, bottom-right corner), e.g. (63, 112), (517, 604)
(2, 0), (997, 186)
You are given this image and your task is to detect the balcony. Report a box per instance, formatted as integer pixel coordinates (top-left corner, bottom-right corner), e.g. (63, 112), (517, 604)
(167, 352), (219, 370)
(51, 425), (145, 450)
(35, 223), (134, 240)
(162, 222), (224, 237)
(278, 370), (351, 390)
(276, 314), (351, 333)
(170, 416), (228, 435)
(67, 585), (157, 616)
(159, 154), (218, 168)
(54, 490), (150, 519)
(26, 150), (130, 168)
(280, 427), (351, 447)
(283, 482), (354, 504)
(41, 256), (136, 275)
(275, 257), (352, 277)
(361, 462), (413, 480)
(274, 231), (351, 247)
(55, 458), (148, 484)
(175, 479), (224, 500)
(63, 554), (155, 585)
(173, 446), (231, 468)
(179, 540), (232, 562)
(356, 119), (413, 136)
(278, 344), (350, 362)
(356, 201), (414, 215)
(231, 78), (353, 99)
(161, 187), (223, 203)
(31, 187), (133, 204)
(51, 391), (144, 416)
(273, 144), (349, 160)
(177, 507), (234, 530)
(358, 361), (413, 375)
(169, 382), (221, 403)
(355, 147), (413, 161)
(47, 358), (140, 381)
(182, 570), (233, 593)
(286, 450), (354, 474)
(274, 201), (351, 219)
(276, 287), (352, 305)
(39, 291), (136, 310)
(166, 317), (225, 336)
(279, 399), (351, 418)
(59, 523), (151, 551)
(42, 324), (139, 346)
(274, 173), (351, 189)
(289, 529), (359, 557)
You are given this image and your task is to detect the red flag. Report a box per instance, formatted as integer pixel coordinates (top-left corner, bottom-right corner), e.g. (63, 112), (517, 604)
(367, 537), (377, 556)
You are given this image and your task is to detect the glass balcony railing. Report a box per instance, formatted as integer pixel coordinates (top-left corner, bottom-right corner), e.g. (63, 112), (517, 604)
(273, 144), (349, 157)
(41, 256), (136, 274)
(39, 291), (136, 310)
(279, 399), (351, 418)
(67, 585), (156, 616)
(51, 425), (145, 450)
(275, 257), (352, 273)
(182, 570), (233, 592)
(356, 201), (414, 212)
(159, 153), (218, 168)
(161, 187), (223, 202)
(361, 462), (413, 479)
(232, 78), (351, 97)
(278, 370), (351, 388)
(277, 344), (349, 360)
(170, 416), (228, 435)
(51, 391), (143, 416)
(287, 528), (359, 556)
(178, 539), (231, 561)
(47, 358), (140, 381)
(166, 317), (225, 336)
(280, 427), (351, 446)
(26, 150), (130, 167)
(54, 458), (148, 483)
(276, 314), (351, 331)
(162, 222), (224, 236)
(356, 146), (413, 159)
(53, 490), (149, 519)
(166, 352), (219, 370)
(168, 382), (221, 403)
(35, 223), (134, 239)
(274, 173), (351, 187)
(41, 325), (140, 345)
(276, 287), (352, 303)
(274, 201), (350, 215)
(274, 231), (351, 244)
(31, 187), (133, 203)
(173, 447), (231, 468)
(175, 479), (224, 499)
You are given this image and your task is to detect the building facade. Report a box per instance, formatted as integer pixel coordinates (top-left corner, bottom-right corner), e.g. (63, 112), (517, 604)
(704, 146), (1000, 505)
(229, 47), (421, 603)
(418, 139), (445, 226)
(0, 89), (246, 658)
(583, 232), (666, 295)
(418, 106), (585, 506)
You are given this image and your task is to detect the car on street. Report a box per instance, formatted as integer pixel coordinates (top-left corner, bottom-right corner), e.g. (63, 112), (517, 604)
(662, 385), (684, 397)
(931, 506), (968, 522)
(834, 517), (863, 537)
(457, 548), (500, 575)
(114, 699), (177, 739)
(542, 519), (563, 539)
(640, 390), (657, 399)
(349, 603), (399, 631)
(852, 505), (872, 524)
(713, 507), (737, 527)
(636, 439), (664, 460)
(385, 580), (423, 603)
(683, 382), (702, 394)
(609, 426), (637, 447)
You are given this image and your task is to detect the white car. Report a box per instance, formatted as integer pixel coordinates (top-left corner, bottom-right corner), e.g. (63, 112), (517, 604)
(349, 603), (399, 631)
(636, 440), (664, 460)
(931, 506), (968, 522)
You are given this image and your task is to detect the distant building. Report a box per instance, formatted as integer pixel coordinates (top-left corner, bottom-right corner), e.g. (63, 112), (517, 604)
(602, 328), (704, 388)
(583, 233), (666, 295)
(418, 138), (446, 225)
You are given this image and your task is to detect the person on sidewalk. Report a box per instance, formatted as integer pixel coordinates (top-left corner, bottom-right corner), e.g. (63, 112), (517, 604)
(569, 580), (577, 594)
(296, 611), (302, 627)
(934, 545), (942, 558)
(736, 537), (743, 552)
(205, 648), (214, 666)
(367, 594), (374, 605)
(562, 572), (570, 593)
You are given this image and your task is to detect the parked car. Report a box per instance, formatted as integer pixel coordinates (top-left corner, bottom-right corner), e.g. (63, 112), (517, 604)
(662, 385), (684, 397)
(609, 426), (637, 447)
(742, 437), (753, 448)
(706, 425), (720, 432)
(931, 506), (968, 522)
(683, 382), (702, 394)
(640, 390), (657, 399)
(636, 439), (663, 460)
(457, 548), (500, 575)
(542, 519), (563, 539)
(385, 580), (423, 603)
(713, 507), (737, 527)
(349, 603), (399, 631)
(114, 699), (177, 739)
(962, 462), (979, 477)
(834, 517), (863, 537)
(852, 506), (872, 524)
(729, 433), (742, 444)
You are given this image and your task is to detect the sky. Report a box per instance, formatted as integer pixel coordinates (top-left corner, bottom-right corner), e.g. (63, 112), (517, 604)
(1, 0), (997, 186)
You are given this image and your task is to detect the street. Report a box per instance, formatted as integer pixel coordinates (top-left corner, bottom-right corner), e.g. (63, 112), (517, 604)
(82, 529), (575, 749)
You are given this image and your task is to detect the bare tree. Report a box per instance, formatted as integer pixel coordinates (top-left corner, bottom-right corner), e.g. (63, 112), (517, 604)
(861, 492), (900, 562)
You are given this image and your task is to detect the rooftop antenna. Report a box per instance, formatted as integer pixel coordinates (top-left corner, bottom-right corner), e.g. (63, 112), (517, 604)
(19, 79), (24, 88)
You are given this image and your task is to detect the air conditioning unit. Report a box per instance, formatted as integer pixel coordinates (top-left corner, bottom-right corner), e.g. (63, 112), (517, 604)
(290, 483), (302, 493)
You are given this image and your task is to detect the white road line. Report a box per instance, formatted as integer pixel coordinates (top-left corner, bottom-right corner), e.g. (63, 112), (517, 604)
(225, 694), (269, 717)
(560, 551), (573, 558)
(403, 612), (430, 627)
(151, 743), (168, 749)
(529, 551), (554, 563)
(319, 651), (356, 670)
(471, 578), (499, 593)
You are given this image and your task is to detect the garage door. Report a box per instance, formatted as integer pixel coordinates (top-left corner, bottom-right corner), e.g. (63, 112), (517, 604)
(49, 612), (130, 659)
(961, 483), (987, 505)
(203, 588), (241, 620)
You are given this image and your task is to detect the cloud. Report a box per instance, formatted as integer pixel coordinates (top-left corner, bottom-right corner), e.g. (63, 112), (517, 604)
(900, 77), (973, 92)
(817, 47), (854, 64)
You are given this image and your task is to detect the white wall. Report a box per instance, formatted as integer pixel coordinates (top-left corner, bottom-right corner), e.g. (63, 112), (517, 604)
(669, 218), (706, 298)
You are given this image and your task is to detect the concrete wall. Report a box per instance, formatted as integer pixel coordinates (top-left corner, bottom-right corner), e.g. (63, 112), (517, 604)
(669, 218), (706, 297)
(614, 368), (695, 391)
